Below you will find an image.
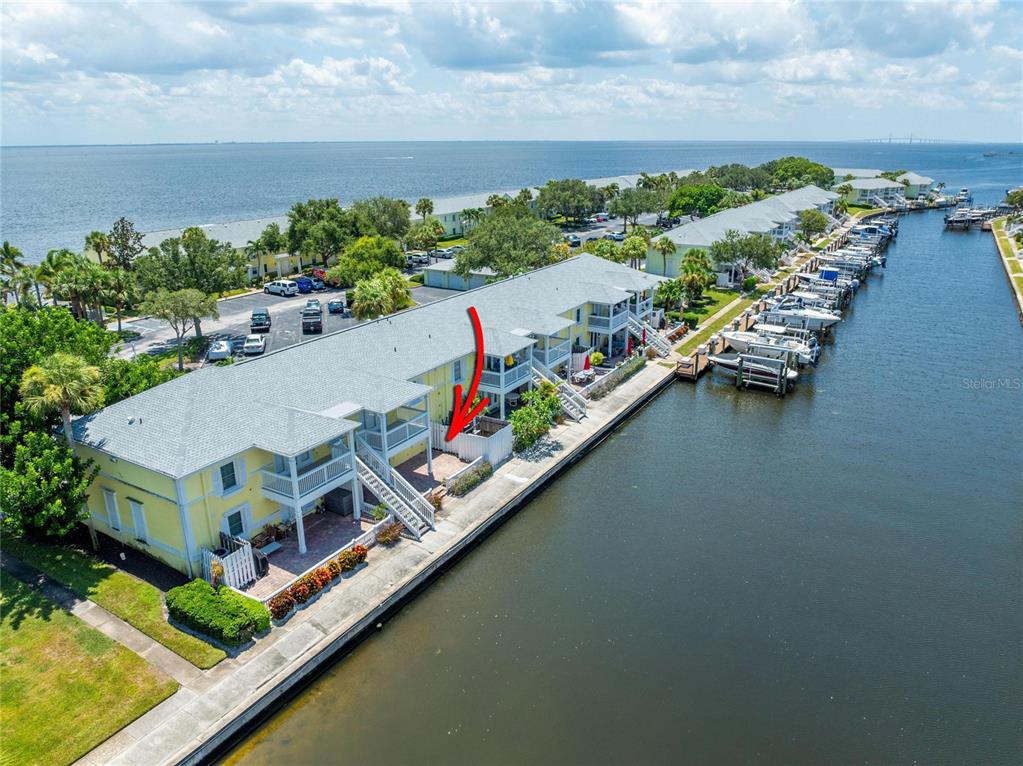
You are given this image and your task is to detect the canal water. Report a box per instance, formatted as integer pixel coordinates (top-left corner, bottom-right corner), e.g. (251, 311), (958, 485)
(225, 211), (1023, 764)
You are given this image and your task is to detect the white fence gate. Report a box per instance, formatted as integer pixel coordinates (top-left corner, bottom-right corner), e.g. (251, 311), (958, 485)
(201, 540), (256, 589)
(432, 419), (512, 466)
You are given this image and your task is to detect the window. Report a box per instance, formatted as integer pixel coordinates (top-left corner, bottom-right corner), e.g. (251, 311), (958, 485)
(226, 509), (244, 537)
(128, 499), (147, 543)
(102, 488), (120, 531)
(575, 308), (582, 323)
(219, 462), (238, 492)
(297, 450), (312, 469)
(453, 359), (463, 382)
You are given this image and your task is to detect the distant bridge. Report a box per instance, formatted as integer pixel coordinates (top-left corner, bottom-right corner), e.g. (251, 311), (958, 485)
(852, 135), (969, 144)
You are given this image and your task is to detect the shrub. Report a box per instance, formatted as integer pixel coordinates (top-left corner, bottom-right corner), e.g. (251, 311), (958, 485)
(165, 579), (270, 645)
(645, 346), (659, 360)
(312, 567), (332, 590)
(590, 351), (605, 366)
(299, 573), (321, 595)
(351, 544), (368, 564)
(409, 273), (424, 284)
(742, 275), (759, 292)
(428, 492), (443, 511)
(448, 461), (494, 496)
(337, 547), (360, 571)
(327, 560), (342, 579)
(682, 312), (700, 327)
(289, 581), (311, 604)
(268, 592), (295, 621)
(510, 405), (551, 451)
(371, 503), (388, 521)
(376, 521), (404, 546)
(665, 310), (681, 322)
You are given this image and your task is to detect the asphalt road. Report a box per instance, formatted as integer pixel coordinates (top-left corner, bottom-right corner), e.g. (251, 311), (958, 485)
(117, 284), (459, 362)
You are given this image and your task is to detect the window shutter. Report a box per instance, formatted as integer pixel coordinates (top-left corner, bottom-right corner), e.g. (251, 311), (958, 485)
(236, 457), (247, 487)
(212, 465), (223, 495)
(103, 489), (120, 531)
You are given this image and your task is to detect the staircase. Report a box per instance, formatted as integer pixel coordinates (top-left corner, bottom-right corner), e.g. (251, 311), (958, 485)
(627, 315), (671, 357)
(530, 360), (586, 421)
(355, 437), (434, 539)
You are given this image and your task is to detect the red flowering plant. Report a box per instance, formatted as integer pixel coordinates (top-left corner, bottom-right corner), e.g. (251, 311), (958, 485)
(289, 581), (311, 604)
(268, 592), (295, 620)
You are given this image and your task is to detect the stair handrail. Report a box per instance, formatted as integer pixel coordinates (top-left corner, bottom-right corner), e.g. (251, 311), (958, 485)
(532, 358), (587, 410)
(627, 315), (671, 356)
(354, 457), (424, 540)
(356, 435), (434, 528)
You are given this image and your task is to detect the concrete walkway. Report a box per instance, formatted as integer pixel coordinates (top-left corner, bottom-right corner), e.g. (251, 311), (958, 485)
(0, 554), (201, 686)
(74, 349), (679, 766)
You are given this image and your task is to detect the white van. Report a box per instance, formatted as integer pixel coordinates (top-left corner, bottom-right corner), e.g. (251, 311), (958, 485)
(264, 279), (298, 297)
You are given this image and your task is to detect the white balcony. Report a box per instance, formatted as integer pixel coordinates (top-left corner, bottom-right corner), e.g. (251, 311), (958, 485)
(260, 448), (355, 505)
(479, 360), (531, 392)
(629, 297), (653, 317)
(360, 410), (429, 455)
(531, 337), (571, 368)
(588, 310), (629, 332)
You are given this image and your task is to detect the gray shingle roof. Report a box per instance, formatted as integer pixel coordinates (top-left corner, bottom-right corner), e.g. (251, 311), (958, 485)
(833, 178), (905, 190)
(74, 254), (663, 477)
(832, 167), (884, 179)
(653, 185), (838, 249)
(897, 172), (934, 186)
(423, 259), (498, 276)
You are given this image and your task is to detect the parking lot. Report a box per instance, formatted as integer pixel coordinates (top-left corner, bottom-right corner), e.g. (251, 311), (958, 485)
(118, 283), (460, 362)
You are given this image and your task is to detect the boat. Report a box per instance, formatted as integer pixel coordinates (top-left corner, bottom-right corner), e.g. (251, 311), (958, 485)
(720, 330), (819, 365)
(708, 351), (799, 388)
(758, 303), (842, 331)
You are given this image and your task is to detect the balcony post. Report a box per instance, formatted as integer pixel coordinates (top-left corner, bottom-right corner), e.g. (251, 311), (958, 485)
(424, 396), (433, 476)
(289, 455), (306, 554)
(348, 433), (361, 520)
(380, 413), (389, 463)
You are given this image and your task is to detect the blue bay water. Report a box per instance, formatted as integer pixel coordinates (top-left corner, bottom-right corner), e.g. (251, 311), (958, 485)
(2, 140), (1020, 260)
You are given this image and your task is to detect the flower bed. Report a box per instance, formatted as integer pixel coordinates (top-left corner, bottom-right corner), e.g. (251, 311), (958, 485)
(267, 544), (369, 622)
(165, 579), (270, 646)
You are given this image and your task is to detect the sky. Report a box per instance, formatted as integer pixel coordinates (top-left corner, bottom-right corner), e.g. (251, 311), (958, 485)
(2, 0), (1022, 146)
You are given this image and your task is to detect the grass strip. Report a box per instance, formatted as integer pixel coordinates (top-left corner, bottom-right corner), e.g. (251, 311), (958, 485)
(4, 538), (225, 669)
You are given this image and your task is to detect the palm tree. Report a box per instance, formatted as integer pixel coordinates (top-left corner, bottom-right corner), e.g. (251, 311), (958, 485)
(600, 183), (620, 205)
(103, 268), (138, 333)
(656, 277), (684, 312)
(415, 197), (434, 222)
(10, 268), (38, 307)
(35, 248), (77, 306)
(1, 241), (26, 305)
(20, 352), (104, 547)
(85, 231), (111, 267)
(651, 237), (676, 275)
(351, 278), (390, 320)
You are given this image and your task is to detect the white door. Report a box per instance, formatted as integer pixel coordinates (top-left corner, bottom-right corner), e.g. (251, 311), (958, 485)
(129, 500), (147, 543)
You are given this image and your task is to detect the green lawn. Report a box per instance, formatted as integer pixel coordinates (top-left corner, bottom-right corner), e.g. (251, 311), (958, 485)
(676, 297), (755, 357)
(4, 539), (225, 669)
(686, 288), (738, 322)
(437, 236), (469, 247)
(0, 571), (178, 765)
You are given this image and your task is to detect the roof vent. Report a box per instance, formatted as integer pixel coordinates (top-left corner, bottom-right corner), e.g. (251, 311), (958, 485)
(127, 415), (141, 425)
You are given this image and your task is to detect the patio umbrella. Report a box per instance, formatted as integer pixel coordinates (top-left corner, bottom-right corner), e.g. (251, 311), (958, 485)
(642, 327), (647, 345)
(626, 335), (633, 355)
(583, 354), (590, 371)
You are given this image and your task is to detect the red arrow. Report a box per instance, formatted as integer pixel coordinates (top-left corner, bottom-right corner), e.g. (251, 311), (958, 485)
(446, 306), (490, 442)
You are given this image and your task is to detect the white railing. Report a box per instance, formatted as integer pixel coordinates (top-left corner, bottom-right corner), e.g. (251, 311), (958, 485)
(627, 315), (671, 357)
(531, 358), (586, 420)
(580, 356), (646, 399)
(259, 452), (354, 502)
(588, 310), (629, 331)
(355, 457), (425, 540)
(355, 437), (434, 529)
(258, 517), (390, 604)
(630, 297), (653, 316)
(444, 456), (485, 489)
(532, 337), (571, 368)
(432, 419), (514, 465)
(480, 360), (531, 390)
(360, 411), (429, 452)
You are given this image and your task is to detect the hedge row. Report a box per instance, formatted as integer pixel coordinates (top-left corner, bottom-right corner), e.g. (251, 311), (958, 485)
(448, 461), (493, 496)
(165, 580), (270, 646)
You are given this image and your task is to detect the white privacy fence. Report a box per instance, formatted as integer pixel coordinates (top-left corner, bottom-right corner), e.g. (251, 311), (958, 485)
(432, 417), (512, 466)
(202, 537), (256, 590)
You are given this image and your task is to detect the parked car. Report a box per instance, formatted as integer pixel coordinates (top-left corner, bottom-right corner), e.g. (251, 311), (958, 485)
(328, 299), (346, 314)
(264, 279), (298, 296)
(249, 308), (271, 332)
(304, 298), (321, 312)
(301, 307), (323, 334)
(207, 339), (232, 361)
(594, 213), (609, 222)
(294, 276), (314, 294)
(309, 277), (327, 291)
(450, 245), (465, 253)
(242, 334), (266, 355)
(565, 234), (581, 247)
(408, 251), (429, 265)
(604, 231), (625, 242)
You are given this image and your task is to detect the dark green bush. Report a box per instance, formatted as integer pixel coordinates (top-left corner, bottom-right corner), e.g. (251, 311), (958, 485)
(742, 275), (758, 292)
(682, 312), (700, 327)
(166, 579), (270, 645)
(448, 461), (494, 496)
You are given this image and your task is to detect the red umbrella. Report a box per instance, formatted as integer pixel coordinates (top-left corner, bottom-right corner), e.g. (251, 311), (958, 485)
(642, 327), (647, 345)
(626, 335), (633, 355)
(583, 354), (590, 371)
